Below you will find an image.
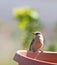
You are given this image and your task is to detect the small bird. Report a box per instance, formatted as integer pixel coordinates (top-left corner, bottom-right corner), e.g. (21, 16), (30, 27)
(29, 31), (44, 52)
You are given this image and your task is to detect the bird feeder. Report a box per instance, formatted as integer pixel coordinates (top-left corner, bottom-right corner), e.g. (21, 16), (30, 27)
(13, 50), (57, 65)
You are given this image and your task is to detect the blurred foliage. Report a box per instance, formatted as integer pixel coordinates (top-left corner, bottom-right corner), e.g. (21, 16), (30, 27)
(48, 44), (56, 51)
(12, 7), (39, 29)
(12, 7), (43, 49)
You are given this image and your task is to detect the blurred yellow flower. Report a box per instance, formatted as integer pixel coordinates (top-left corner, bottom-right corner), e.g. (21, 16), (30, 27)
(12, 7), (31, 16)
(12, 7), (39, 29)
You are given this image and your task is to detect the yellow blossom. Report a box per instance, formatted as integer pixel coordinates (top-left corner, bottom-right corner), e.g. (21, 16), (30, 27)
(12, 7), (31, 16)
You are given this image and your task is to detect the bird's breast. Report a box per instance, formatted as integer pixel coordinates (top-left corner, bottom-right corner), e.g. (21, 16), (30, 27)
(32, 39), (42, 50)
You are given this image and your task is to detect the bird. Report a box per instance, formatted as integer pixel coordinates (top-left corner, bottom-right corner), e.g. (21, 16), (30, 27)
(29, 31), (44, 52)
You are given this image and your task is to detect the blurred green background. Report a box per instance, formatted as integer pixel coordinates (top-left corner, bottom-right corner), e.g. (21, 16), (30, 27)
(0, 0), (57, 65)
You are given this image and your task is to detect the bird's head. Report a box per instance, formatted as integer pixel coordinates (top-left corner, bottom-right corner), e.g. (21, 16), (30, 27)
(33, 31), (44, 42)
(33, 31), (41, 36)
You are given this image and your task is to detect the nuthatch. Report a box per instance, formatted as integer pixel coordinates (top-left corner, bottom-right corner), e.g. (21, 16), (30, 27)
(29, 31), (44, 52)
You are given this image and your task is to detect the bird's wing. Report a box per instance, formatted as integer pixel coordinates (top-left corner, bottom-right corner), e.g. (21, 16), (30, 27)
(29, 39), (35, 50)
(30, 39), (35, 45)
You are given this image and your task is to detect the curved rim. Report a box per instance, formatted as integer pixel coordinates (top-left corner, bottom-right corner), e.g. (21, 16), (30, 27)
(17, 50), (57, 53)
(16, 50), (57, 65)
